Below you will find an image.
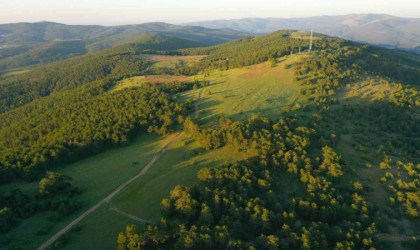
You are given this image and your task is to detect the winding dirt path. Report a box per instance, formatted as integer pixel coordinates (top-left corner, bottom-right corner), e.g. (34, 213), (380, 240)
(105, 88), (206, 226)
(109, 203), (154, 224)
(37, 132), (184, 250)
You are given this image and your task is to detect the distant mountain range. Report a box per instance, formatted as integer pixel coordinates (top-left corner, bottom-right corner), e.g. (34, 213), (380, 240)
(188, 14), (420, 54)
(1, 14), (419, 72)
(0, 21), (245, 49)
(0, 22), (246, 71)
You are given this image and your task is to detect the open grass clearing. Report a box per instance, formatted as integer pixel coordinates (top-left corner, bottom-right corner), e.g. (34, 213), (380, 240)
(113, 75), (192, 92)
(112, 133), (248, 222)
(0, 133), (172, 249)
(181, 55), (308, 123)
(55, 133), (248, 248)
(141, 54), (206, 62)
(60, 203), (146, 250)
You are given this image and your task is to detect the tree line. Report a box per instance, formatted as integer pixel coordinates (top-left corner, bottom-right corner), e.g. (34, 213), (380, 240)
(118, 115), (379, 249)
(0, 79), (193, 183)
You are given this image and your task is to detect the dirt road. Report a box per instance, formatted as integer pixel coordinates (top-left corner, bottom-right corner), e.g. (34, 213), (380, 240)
(37, 132), (184, 250)
(109, 203), (154, 224)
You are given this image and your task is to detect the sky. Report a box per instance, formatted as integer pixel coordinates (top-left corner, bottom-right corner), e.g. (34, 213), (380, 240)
(0, 0), (419, 25)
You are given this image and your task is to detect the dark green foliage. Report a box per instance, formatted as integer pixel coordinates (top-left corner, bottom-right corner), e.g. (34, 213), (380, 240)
(0, 189), (35, 219)
(297, 43), (420, 87)
(116, 35), (204, 55)
(39, 172), (76, 197)
(0, 80), (189, 183)
(189, 14), (420, 54)
(0, 40), (87, 71)
(0, 78), (192, 233)
(37, 172), (80, 217)
(0, 28), (418, 248)
(177, 31), (341, 74)
(0, 45), (32, 60)
(0, 34), (221, 113)
(0, 22), (245, 48)
(361, 46), (420, 85)
(122, 115), (378, 249)
(0, 51), (150, 113)
(0, 171), (79, 232)
(0, 207), (14, 232)
(0, 21), (246, 71)
(117, 33), (420, 249)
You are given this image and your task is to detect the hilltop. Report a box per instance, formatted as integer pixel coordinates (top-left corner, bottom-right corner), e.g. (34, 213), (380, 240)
(189, 14), (420, 54)
(0, 30), (418, 249)
(0, 21), (246, 71)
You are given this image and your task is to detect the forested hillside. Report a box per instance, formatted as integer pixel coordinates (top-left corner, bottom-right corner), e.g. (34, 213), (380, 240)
(0, 35), (205, 113)
(0, 77), (195, 234)
(0, 79), (194, 183)
(177, 30), (420, 85)
(178, 31), (326, 73)
(0, 21), (246, 71)
(0, 30), (418, 249)
(0, 40), (87, 71)
(115, 31), (419, 249)
(0, 53), (149, 113)
(189, 14), (420, 54)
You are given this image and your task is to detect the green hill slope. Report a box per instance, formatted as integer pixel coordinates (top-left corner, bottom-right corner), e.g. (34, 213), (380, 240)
(0, 30), (419, 249)
(0, 40), (87, 71)
(0, 35), (207, 113)
(113, 32), (419, 250)
(0, 21), (247, 71)
(189, 14), (420, 54)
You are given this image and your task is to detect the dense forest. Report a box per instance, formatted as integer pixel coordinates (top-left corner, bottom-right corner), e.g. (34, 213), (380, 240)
(118, 115), (382, 249)
(118, 107), (419, 246)
(0, 34), (218, 113)
(0, 80), (193, 183)
(0, 172), (79, 232)
(0, 52), (150, 113)
(0, 78), (197, 232)
(0, 40), (87, 71)
(117, 32), (419, 249)
(177, 31), (328, 74)
(0, 29), (419, 249)
(0, 21), (246, 70)
(178, 31), (420, 86)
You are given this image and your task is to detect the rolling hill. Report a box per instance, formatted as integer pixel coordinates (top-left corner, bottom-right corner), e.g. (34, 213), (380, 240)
(0, 21), (246, 71)
(0, 30), (419, 249)
(189, 14), (420, 54)
(0, 40), (87, 71)
(0, 35), (213, 113)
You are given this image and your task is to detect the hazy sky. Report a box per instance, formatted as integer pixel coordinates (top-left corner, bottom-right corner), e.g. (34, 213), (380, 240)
(0, 0), (419, 25)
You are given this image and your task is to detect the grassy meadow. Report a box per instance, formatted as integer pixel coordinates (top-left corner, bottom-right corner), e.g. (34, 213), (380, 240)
(0, 133), (168, 249)
(182, 55), (308, 123)
(1, 53), (356, 249)
(60, 133), (247, 249)
(44, 56), (308, 248)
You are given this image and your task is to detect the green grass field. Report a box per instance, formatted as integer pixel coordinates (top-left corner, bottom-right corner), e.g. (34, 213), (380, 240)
(1, 54), (311, 249)
(60, 133), (247, 249)
(59, 204), (147, 250)
(182, 55), (307, 124)
(113, 75), (192, 92)
(0, 133), (169, 249)
(44, 56), (308, 248)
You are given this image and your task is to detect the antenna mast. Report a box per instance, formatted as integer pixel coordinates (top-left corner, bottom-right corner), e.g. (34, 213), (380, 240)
(309, 29), (313, 52)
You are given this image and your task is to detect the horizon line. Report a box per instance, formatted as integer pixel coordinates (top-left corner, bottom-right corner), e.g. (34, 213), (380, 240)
(1, 13), (419, 26)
